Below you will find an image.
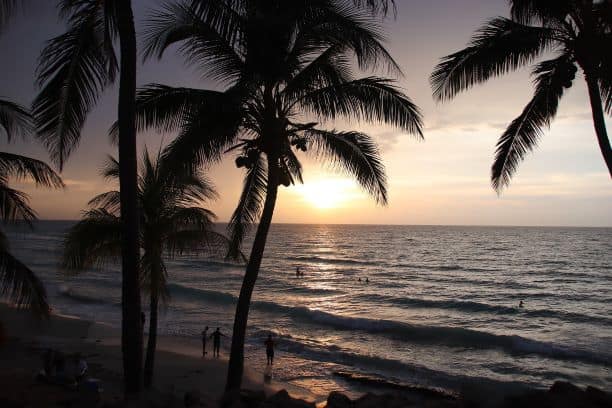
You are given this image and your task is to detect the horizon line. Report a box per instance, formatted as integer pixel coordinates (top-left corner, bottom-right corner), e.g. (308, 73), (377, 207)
(32, 219), (612, 229)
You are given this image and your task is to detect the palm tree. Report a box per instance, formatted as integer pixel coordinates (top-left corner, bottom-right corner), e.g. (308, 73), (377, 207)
(136, 0), (423, 390)
(431, 0), (612, 192)
(32, 0), (143, 392)
(1, 99), (64, 315)
(62, 150), (236, 388)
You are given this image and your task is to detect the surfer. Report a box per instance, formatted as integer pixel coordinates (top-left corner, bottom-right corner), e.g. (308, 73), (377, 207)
(201, 326), (209, 357)
(264, 334), (275, 365)
(209, 327), (226, 358)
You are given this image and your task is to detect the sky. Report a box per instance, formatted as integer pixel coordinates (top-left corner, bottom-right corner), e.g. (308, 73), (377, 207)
(1, 0), (610, 226)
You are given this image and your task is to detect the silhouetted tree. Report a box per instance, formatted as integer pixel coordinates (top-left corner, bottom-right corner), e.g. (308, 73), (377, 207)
(0, 99), (63, 315)
(431, 0), (612, 191)
(32, 0), (143, 393)
(1, 5), (63, 316)
(62, 150), (237, 388)
(137, 0), (422, 390)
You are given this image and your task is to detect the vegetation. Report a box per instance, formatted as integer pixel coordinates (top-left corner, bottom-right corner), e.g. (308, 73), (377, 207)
(431, 0), (612, 192)
(136, 0), (422, 390)
(32, 0), (143, 393)
(62, 150), (237, 388)
(0, 1), (64, 316)
(0, 99), (64, 316)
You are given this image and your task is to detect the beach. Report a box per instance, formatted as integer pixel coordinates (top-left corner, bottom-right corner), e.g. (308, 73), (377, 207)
(0, 303), (311, 407)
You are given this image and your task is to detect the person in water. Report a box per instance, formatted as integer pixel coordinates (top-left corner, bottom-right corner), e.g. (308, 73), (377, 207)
(365, 277), (369, 283)
(264, 334), (275, 365)
(210, 327), (226, 357)
(296, 266), (301, 277)
(519, 300), (524, 308)
(201, 326), (209, 357)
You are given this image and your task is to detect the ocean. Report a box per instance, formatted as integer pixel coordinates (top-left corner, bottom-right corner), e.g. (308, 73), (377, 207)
(5, 221), (612, 397)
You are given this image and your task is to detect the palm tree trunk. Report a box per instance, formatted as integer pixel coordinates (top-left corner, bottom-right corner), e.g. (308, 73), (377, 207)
(585, 74), (612, 177)
(115, 0), (142, 396)
(225, 156), (279, 392)
(143, 293), (158, 389)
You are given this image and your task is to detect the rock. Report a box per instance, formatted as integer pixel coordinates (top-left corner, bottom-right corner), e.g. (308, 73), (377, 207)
(184, 389), (201, 408)
(326, 391), (352, 408)
(240, 389), (266, 408)
(260, 389), (315, 408)
(585, 386), (612, 406)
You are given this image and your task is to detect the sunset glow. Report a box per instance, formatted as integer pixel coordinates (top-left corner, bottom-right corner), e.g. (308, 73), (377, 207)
(293, 179), (360, 210)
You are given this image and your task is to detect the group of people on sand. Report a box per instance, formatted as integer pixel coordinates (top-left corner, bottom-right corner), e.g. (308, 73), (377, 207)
(38, 349), (89, 388)
(200, 327), (276, 366)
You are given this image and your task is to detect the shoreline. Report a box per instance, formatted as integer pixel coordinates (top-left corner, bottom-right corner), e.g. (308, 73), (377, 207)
(2, 303), (611, 408)
(0, 303), (317, 405)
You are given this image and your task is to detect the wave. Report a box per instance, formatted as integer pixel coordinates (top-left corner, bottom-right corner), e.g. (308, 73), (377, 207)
(286, 255), (378, 267)
(252, 306), (612, 367)
(58, 287), (114, 305)
(359, 294), (612, 326)
(247, 331), (532, 394)
(166, 283), (236, 304)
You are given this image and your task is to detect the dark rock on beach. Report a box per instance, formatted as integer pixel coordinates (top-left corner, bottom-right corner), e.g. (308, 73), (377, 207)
(500, 381), (612, 408)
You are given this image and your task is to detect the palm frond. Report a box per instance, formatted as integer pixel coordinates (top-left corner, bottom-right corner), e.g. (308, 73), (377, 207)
(350, 0), (396, 17)
(226, 154), (267, 260)
(0, 182), (36, 224)
(292, 3), (401, 75)
(297, 77), (423, 136)
(33, 1), (115, 169)
(166, 229), (240, 261)
(162, 96), (243, 172)
(0, 152), (64, 188)
(62, 208), (122, 271)
(283, 149), (304, 184)
(0, 0), (22, 33)
(431, 17), (552, 101)
(0, 98), (33, 142)
(143, 1), (244, 83)
(110, 84), (225, 142)
(600, 47), (612, 116)
(87, 190), (120, 214)
(509, 0), (572, 25)
(0, 247), (49, 316)
(492, 55), (575, 192)
(100, 155), (120, 180)
(305, 128), (387, 204)
(283, 44), (353, 103)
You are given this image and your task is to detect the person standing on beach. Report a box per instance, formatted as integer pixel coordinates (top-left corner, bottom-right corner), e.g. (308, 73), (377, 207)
(210, 327), (225, 358)
(264, 334), (275, 365)
(201, 326), (209, 357)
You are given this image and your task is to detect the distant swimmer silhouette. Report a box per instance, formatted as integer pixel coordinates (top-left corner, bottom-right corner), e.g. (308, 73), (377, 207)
(264, 334), (275, 365)
(201, 326), (209, 357)
(365, 278), (369, 283)
(358, 277), (362, 282)
(296, 266), (301, 277)
(519, 301), (524, 308)
(209, 327), (226, 357)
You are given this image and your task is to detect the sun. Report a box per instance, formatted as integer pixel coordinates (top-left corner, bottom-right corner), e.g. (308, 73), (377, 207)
(293, 179), (359, 209)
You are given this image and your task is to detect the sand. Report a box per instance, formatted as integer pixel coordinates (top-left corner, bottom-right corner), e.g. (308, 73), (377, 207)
(0, 304), (314, 407)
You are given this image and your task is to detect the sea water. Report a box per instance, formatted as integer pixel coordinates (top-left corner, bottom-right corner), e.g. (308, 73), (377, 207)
(5, 222), (612, 396)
